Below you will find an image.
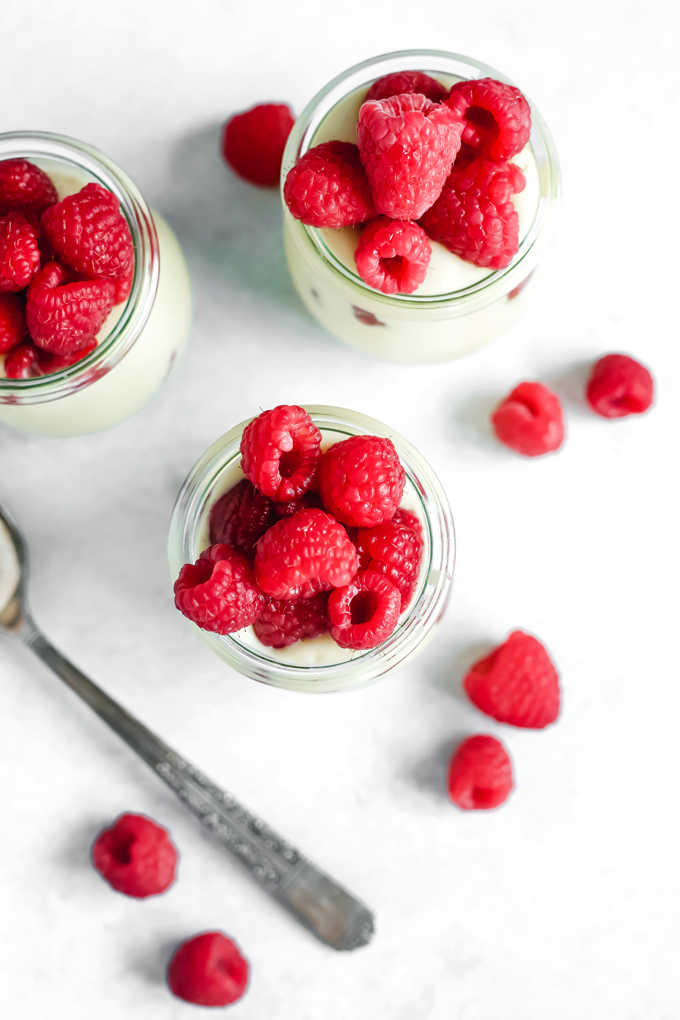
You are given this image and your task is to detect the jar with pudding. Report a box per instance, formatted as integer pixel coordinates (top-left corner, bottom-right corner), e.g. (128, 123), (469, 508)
(281, 50), (560, 365)
(0, 132), (192, 437)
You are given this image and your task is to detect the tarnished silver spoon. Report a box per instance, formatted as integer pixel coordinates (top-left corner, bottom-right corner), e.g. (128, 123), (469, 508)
(0, 501), (373, 951)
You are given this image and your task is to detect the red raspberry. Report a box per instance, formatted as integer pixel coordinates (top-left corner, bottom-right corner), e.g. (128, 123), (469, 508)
(283, 141), (376, 228)
(0, 291), (26, 354)
(392, 506), (423, 540)
(366, 71), (447, 104)
(328, 570), (401, 650)
(255, 508), (358, 600)
(112, 257), (134, 304)
(354, 217), (431, 295)
(0, 159), (58, 218)
(464, 630), (561, 729)
(167, 931), (249, 1007)
(357, 93), (464, 220)
(222, 102), (295, 187)
(586, 354), (654, 418)
(240, 404), (322, 501)
(92, 813), (178, 898)
(420, 158), (525, 270)
(209, 480), (275, 559)
(319, 434), (405, 528)
(491, 381), (565, 457)
(174, 543), (265, 634)
(41, 183), (133, 282)
(26, 261), (114, 355)
(356, 520), (423, 609)
(447, 735), (514, 810)
(446, 78), (531, 161)
(253, 591), (330, 647)
(0, 212), (41, 292)
(272, 490), (323, 518)
(4, 336), (98, 378)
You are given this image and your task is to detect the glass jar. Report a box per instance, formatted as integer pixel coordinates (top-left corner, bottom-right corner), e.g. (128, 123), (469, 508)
(168, 406), (455, 693)
(281, 49), (560, 365)
(0, 131), (192, 436)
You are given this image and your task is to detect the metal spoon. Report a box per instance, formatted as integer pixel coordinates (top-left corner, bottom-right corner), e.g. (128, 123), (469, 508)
(0, 501), (374, 951)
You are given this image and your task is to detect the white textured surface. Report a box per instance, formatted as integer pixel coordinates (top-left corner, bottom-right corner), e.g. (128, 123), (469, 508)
(1, 2), (679, 1018)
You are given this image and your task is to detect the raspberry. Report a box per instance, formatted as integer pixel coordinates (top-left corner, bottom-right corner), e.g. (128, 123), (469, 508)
(319, 434), (405, 528)
(222, 102), (295, 187)
(447, 735), (514, 810)
(167, 932), (249, 1007)
(463, 630), (561, 729)
(392, 506), (423, 540)
(354, 217), (431, 295)
(209, 480), (275, 558)
(26, 261), (114, 355)
(112, 257), (134, 304)
(0, 292), (26, 354)
(491, 381), (565, 456)
(0, 213), (41, 292)
(253, 591), (330, 647)
(366, 71), (447, 104)
(446, 78), (531, 161)
(240, 404), (322, 501)
(0, 159), (58, 218)
(41, 183), (133, 282)
(586, 354), (654, 418)
(272, 490), (323, 518)
(4, 337), (98, 378)
(356, 520), (423, 609)
(328, 570), (401, 650)
(92, 813), (178, 898)
(283, 141), (376, 228)
(420, 158), (525, 270)
(254, 508), (358, 600)
(357, 93), (464, 220)
(174, 543), (265, 634)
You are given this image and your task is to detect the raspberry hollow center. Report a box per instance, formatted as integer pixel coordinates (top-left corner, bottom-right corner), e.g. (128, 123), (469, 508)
(111, 833), (135, 864)
(350, 590), (379, 625)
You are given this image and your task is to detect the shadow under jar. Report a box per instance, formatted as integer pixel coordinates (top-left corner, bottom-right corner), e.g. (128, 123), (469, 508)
(281, 49), (560, 365)
(0, 132), (192, 436)
(168, 406), (455, 693)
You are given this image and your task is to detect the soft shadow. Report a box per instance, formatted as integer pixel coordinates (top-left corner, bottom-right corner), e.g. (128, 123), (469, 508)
(545, 359), (593, 415)
(450, 389), (508, 455)
(427, 636), (495, 700)
(127, 935), (183, 988)
(410, 734), (466, 800)
(55, 816), (107, 873)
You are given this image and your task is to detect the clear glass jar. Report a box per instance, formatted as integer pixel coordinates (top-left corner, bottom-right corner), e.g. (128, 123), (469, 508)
(281, 49), (561, 365)
(168, 406), (455, 693)
(0, 132), (192, 436)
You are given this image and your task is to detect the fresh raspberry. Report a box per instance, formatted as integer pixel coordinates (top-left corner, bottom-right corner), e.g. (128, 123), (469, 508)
(41, 183), (133, 282)
(586, 354), (654, 418)
(209, 480), (275, 558)
(491, 381), (565, 457)
(463, 630), (561, 729)
(92, 813), (178, 898)
(283, 141), (376, 228)
(167, 932), (249, 1008)
(392, 506), (423, 540)
(272, 490), (323, 518)
(366, 71), (447, 104)
(446, 78), (531, 161)
(420, 158), (525, 270)
(240, 404), (322, 501)
(253, 591), (330, 647)
(222, 102), (295, 187)
(26, 261), (114, 355)
(319, 434), (405, 528)
(0, 159), (58, 218)
(254, 508), (358, 600)
(354, 217), (431, 295)
(328, 570), (401, 650)
(0, 292), (26, 354)
(357, 93), (464, 220)
(4, 336), (98, 378)
(0, 213), (41, 292)
(112, 256), (134, 304)
(447, 735), (514, 810)
(174, 543), (265, 634)
(356, 520), (423, 609)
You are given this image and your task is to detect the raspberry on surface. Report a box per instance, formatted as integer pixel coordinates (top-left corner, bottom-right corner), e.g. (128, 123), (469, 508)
(586, 354), (654, 418)
(366, 71), (448, 104)
(445, 78), (531, 161)
(319, 434), (405, 528)
(26, 261), (114, 355)
(328, 570), (401, 650)
(0, 212), (41, 292)
(463, 630), (561, 729)
(41, 183), (133, 282)
(167, 931), (249, 1007)
(253, 591), (330, 647)
(0, 291), (27, 354)
(240, 404), (322, 501)
(447, 735), (514, 810)
(222, 102), (295, 187)
(283, 141), (376, 228)
(91, 813), (178, 898)
(254, 508), (358, 600)
(420, 158), (525, 270)
(491, 381), (565, 456)
(356, 520), (423, 609)
(0, 159), (58, 218)
(174, 543), (265, 634)
(354, 217), (431, 295)
(357, 93), (464, 220)
(209, 479), (275, 559)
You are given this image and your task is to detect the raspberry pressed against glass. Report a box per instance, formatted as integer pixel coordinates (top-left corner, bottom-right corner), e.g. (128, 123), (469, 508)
(4, 336), (98, 379)
(222, 102), (295, 187)
(366, 71), (448, 104)
(253, 591), (330, 648)
(41, 183), (134, 282)
(354, 217), (431, 295)
(491, 381), (565, 456)
(26, 261), (114, 355)
(209, 479), (275, 558)
(319, 434), (405, 528)
(356, 519), (423, 609)
(254, 508), (358, 600)
(174, 543), (265, 634)
(328, 570), (401, 650)
(447, 735), (514, 810)
(0, 291), (26, 354)
(0, 158), (58, 218)
(284, 141), (376, 228)
(392, 506), (423, 540)
(586, 354), (654, 418)
(445, 78), (531, 161)
(0, 212), (41, 292)
(167, 931), (249, 1007)
(92, 813), (178, 898)
(240, 404), (322, 501)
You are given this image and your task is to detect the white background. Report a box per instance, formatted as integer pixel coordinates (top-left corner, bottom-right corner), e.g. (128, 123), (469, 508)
(1, 1), (679, 1017)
